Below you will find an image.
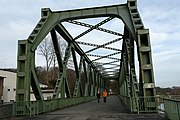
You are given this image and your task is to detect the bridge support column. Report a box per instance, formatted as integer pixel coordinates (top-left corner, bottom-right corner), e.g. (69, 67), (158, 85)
(137, 29), (156, 111)
(16, 40), (31, 115)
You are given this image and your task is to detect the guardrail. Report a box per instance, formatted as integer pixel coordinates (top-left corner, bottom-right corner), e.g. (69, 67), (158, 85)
(119, 95), (158, 113)
(163, 98), (180, 120)
(119, 95), (180, 120)
(14, 96), (96, 116)
(0, 103), (13, 119)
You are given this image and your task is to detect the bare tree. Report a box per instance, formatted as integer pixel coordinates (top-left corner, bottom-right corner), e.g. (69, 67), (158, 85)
(37, 36), (54, 72)
(37, 34), (71, 87)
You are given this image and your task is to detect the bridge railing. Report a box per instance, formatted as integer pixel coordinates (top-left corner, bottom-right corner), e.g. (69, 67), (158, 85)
(119, 95), (158, 113)
(0, 103), (14, 119)
(14, 96), (96, 116)
(162, 98), (180, 120)
(119, 95), (132, 111)
(119, 95), (180, 120)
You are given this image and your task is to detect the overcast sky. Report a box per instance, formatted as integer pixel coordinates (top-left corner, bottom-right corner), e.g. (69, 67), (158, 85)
(0, 0), (180, 88)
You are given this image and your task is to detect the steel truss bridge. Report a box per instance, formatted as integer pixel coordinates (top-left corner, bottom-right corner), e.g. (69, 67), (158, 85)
(15, 0), (157, 116)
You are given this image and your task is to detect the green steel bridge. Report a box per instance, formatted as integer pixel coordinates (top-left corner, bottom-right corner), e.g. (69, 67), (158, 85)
(13, 0), (180, 119)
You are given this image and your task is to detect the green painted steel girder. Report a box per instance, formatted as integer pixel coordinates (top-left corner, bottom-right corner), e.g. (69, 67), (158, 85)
(73, 16), (115, 40)
(87, 52), (121, 62)
(15, 0), (156, 116)
(50, 29), (63, 73)
(77, 41), (121, 52)
(85, 38), (123, 53)
(95, 60), (120, 66)
(67, 20), (123, 37)
(29, 3), (136, 51)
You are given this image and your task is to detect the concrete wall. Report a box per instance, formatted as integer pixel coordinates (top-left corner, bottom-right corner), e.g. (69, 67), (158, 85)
(0, 70), (16, 102)
(0, 70), (52, 102)
(30, 89), (53, 101)
(0, 103), (13, 119)
(0, 77), (4, 101)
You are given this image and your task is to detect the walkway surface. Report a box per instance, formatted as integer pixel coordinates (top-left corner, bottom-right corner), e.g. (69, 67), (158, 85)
(9, 96), (166, 120)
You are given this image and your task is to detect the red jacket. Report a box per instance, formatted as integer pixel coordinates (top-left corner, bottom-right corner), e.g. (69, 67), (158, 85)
(102, 90), (107, 97)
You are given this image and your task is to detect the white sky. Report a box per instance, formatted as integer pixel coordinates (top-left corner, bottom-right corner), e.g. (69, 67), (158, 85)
(0, 0), (180, 88)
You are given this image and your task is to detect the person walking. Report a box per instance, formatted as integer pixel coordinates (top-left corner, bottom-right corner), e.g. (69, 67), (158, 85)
(102, 89), (107, 103)
(96, 91), (101, 103)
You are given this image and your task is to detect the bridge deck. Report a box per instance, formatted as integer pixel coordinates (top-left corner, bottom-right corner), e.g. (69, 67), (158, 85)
(12, 96), (166, 120)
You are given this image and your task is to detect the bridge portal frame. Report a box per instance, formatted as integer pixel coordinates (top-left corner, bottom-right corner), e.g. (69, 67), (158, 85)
(16, 0), (156, 115)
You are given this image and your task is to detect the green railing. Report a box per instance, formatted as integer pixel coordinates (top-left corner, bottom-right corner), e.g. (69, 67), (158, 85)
(163, 98), (180, 120)
(14, 96), (96, 116)
(119, 95), (158, 113)
(120, 95), (180, 120)
(137, 96), (158, 113)
(0, 103), (14, 119)
(13, 95), (180, 119)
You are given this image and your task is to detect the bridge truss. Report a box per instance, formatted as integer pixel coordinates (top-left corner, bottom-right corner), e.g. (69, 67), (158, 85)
(16, 0), (156, 115)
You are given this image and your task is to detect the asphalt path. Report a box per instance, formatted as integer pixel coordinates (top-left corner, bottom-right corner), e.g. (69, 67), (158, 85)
(8, 96), (166, 120)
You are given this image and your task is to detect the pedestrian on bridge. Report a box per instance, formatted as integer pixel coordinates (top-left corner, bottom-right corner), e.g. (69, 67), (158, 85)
(96, 91), (101, 103)
(102, 89), (107, 103)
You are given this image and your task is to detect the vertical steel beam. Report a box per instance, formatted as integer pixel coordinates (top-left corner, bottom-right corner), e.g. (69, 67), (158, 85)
(16, 40), (32, 115)
(83, 60), (89, 96)
(97, 74), (101, 91)
(137, 29), (156, 110)
(119, 27), (131, 98)
(50, 29), (63, 73)
(71, 47), (84, 96)
(72, 50), (83, 97)
(31, 51), (44, 100)
(71, 47), (79, 79)
(94, 71), (98, 94)
(53, 43), (72, 99)
(119, 26), (139, 112)
(129, 35), (139, 112)
(125, 38), (139, 112)
(87, 64), (91, 96)
(137, 29), (155, 96)
(90, 68), (95, 96)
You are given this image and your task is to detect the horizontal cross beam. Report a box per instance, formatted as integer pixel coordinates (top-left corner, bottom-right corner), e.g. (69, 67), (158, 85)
(67, 20), (123, 37)
(73, 17), (115, 40)
(102, 66), (120, 70)
(85, 38), (122, 53)
(77, 41), (121, 52)
(87, 52), (121, 62)
(103, 69), (119, 72)
(94, 60), (120, 66)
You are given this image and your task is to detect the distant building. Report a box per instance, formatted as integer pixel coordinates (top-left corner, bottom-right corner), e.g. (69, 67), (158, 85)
(0, 70), (16, 102)
(30, 88), (54, 101)
(0, 76), (5, 102)
(0, 70), (52, 102)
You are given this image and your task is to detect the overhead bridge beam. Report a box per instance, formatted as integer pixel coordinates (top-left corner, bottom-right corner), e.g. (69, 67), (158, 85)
(87, 52), (121, 61)
(67, 20), (123, 37)
(73, 17), (115, 40)
(95, 60), (120, 66)
(85, 37), (123, 53)
(77, 41), (121, 52)
(103, 67), (120, 70)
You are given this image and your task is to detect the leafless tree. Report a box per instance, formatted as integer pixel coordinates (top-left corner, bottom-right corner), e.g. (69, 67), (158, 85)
(37, 36), (54, 72)
(37, 34), (68, 70)
(37, 33), (74, 87)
